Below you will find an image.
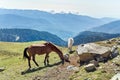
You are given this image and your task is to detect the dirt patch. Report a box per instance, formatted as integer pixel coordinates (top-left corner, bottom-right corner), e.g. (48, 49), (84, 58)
(32, 54), (120, 80)
(33, 66), (73, 80)
(32, 54), (80, 80)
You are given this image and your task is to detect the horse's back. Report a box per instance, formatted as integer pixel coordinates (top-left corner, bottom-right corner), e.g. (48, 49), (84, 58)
(27, 44), (50, 55)
(31, 44), (46, 47)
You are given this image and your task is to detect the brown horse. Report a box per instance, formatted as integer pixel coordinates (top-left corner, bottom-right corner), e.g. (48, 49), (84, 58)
(23, 42), (68, 68)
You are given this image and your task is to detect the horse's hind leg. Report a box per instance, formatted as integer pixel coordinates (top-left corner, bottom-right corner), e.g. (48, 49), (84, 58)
(28, 57), (31, 69)
(32, 55), (39, 67)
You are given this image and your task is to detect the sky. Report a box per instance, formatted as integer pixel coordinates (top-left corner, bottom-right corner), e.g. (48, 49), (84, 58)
(0, 0), (120, 18)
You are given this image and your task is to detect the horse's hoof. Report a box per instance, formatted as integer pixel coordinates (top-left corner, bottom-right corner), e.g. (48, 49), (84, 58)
(47, 64), (50, 66)
(44, 62), (46, 66)
(37, 65), (39, 67)
(28, 68), (31, 70)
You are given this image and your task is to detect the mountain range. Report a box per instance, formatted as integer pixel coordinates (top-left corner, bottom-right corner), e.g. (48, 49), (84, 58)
(90, 20), (120, 34)
(0, 8), (117, 40)
(0, 8), (120, 46)
(1, 29), (120, 46)
(73, 31), (120, 45)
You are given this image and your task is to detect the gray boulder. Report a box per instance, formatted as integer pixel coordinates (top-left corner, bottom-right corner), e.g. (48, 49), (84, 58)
(77, 43), (111, 63)
(111, 73), (120, 80)
(84, 63), (96, 72)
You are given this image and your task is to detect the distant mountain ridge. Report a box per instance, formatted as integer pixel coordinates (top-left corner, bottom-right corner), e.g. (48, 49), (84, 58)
(0, 8), (116, 40)
(0, 29), (66, 46)
(90, 20), (120, 33)
(73, 31), (120, 45)
(0, 29), (120, 46)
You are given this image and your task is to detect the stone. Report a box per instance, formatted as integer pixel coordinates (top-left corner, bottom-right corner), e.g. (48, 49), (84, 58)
(77, 43), (111, 63)
(73, 67), (79, 73)
(67, 65), (74, 70)
(0, 67), (5, 72)
(84, 63), (96, 72)
(90, 60), (99, 67)
(110, 73), (120, 80)
(63, 53), (71, 63)
(112, 50), (119, 58)
(67, 65), (79, 72)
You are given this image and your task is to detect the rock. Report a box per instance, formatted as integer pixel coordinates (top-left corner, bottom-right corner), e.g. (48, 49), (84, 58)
(77, 43), (111, 63)
(90, 60), (99, 67)
(64, 53), (70, 62)
(106, 40), (111, 44)
(0, 67), (5, 72)
(84, 63), (96, 72)
(77, 43), (111, 54)
(73, 67), (79, 73)
(95, 56), (104, 62)
(111, 45), (119, 58)
(67, 65), (74, 70)
(67, 65), (79, 72)
(110, 73), (120, 80)
(112, 50), (119, 58)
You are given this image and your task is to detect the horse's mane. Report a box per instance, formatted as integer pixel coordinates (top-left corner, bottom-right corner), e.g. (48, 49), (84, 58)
(45, 42), (63, 54)
(45, 42), (61, 52)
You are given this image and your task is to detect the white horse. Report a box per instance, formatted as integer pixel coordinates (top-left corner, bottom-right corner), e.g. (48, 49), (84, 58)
(68, 38), (74, 52)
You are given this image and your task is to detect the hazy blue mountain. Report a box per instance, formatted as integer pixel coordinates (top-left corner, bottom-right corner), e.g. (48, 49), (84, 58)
(73, 31), (120, 45)
(0, 14), (52, 28)
(100, 17), (118, 23)
(90, 20), (120, 33)
(0, 8), (116, 40)
(0, 29), (66, 46)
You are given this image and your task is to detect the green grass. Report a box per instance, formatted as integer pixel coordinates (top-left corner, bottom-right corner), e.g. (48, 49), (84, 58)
(0, 41), (64, 80)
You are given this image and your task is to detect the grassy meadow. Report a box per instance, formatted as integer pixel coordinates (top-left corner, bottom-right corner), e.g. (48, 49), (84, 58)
(0, 41), (120, 80)
(0, 41), (68, 80)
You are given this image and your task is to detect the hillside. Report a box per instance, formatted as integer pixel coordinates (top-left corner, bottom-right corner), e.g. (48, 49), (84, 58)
(73, 31), (120, 45)
(0, 8), (115, 40)
(0, 40), (120, 80)
(0, 29), (66, 46)
(1, 29), (120, 46)
(90, 20), (120, 33)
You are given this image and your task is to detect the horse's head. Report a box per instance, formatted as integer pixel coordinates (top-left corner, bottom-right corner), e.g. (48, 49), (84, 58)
(63, 53), (70, 63)
(44, 42), (68, 64)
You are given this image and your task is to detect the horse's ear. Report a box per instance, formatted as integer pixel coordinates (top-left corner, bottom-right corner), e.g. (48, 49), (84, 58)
(44, 42), (49, 45)
(48, 42), (53, 44)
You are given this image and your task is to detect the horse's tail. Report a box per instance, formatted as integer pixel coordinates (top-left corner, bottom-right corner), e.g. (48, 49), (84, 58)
(23, 47), (29, 59)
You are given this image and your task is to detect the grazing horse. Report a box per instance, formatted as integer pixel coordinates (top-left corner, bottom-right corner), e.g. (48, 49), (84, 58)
(23, 42), (68, 68)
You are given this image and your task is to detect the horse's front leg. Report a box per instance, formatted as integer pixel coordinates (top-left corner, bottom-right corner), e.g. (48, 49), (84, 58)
(46, 55), (49, 65)
(44, 53), (49, 66)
